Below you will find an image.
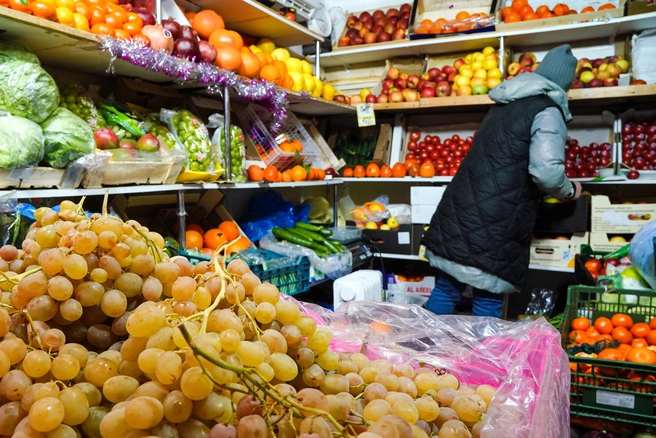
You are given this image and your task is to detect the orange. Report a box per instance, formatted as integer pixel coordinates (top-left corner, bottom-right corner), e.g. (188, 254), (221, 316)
(290, 140), (303, 153)
(632, 323), (652, 338)
(392, 163), (407, 178)
(316, 169), (326, 180)
(185, 230), (204, 250)
(518, 5), (533, 18)
(611, 326), (633, 345)
(279, 142), (296, 153)
(581, 6), (594, 13)
(553, 3), (569, 16)
(263, 165), (278, 182)
(282, 74), (294, 89)
(277, 170), (283, 182)
(247, 165), (263, 182)
(91, 22), (114, 36)
(511, 0), (527, 12)
(255, 52), (270, 68)
(123, 22), (142, 37)
(633, 338), (649, 348)
(260, 64), (282, 85)
(90, 8), (105, 26)
(215, 47), (242, 72)
(353, 165), (366, 178)
(569, 329), (587, 344)
(594, 317), (613, 334)
(535, 5), (550, 15)
(501, 6), (514, 18)
(307, 168), (316, 181)
(282, 170), (292, 182)
(572, 317), (590, 331)
(380, 165), (392, 178)
(540, 11), (555, 18)
(273, 60), (288, 76)
(611, 314), (633, 329)
(415, 25), (430, 35)
(32, 1), (56, 18)
(646, 330), (656, 346)
(420, 18), (433, 27)
(201, 248), (214, 256)
(224, 236), (251, 255)
(219, 221), (240, 242)
(455, 11), (469, 21)
(203, 228), (226, 250)
(185, 11), (196, 23)
(238, 50), (261, 79)
(649, 317), (656, 330)
(114, 29), (131, 40)
(420, 161), (436, 178)
(290, 165), (307, 182)
(366, 163), (380, 177)
(343, 168), (354, 177)
(522, 11), (538, 20)
(126, 12), (143, 26)
(504, 12), (521, 22)
(627, 347), (656, 364)
(209, 29), (243, 51)
(192, 9), (225, 40)
(598, 3), (615, 10)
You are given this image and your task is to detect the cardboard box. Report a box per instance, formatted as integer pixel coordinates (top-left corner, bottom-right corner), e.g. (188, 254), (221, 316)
(412, 205), (437, 224)
(591, 195), (656, 233)
(495, 0), (626, 32)
(372, 124), (394, 165)
(530, 233), (589, 268)
(535, 195), (590, 233)
(299, 119), (346, 171)
(589, 232), (631, 252)
(627, 0), (656, 15)
(411, 186), (446, 205)
(387, 275), (436, 297)
(412, 224), (430, 255)
(363, 224), (413, 254)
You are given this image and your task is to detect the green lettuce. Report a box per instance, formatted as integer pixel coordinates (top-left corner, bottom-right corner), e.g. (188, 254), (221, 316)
(0, 40), (39, 64)
(41, 108), (94, 168)
(0, 112), (44, 168)
(0, 60), (60, 123)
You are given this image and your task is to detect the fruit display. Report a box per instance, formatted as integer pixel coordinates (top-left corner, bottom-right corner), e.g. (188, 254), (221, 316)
(164, 109), (215, 173)
(0, 196), (508, 437)
(182, 220), (248, 256)
(564, 137), (613, 179)
(621, 120), (656, 177)
(58, 83), (105, 129)
(338, 4), (412, 47)
(271, 222), (346, 257)
(214, 122), (246, 182)
(332, 131), (378, 166)
(500, 1), (616, 23)
(414, 11), (494, 35)
(405, 131), (475, 177)
(247, 164), (329, 183)
(350, 200), (403, 230)
(508, 51), (629, 88)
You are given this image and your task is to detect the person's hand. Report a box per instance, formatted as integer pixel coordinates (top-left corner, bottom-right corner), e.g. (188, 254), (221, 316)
(571, 181), (582, 200)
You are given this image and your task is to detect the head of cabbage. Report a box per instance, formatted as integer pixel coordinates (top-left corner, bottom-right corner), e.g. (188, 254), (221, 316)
(0, 40), (39, 64)
(0, 59), (60, 123)
(41, 108), (95, 169)
(0, 112), (45, 169)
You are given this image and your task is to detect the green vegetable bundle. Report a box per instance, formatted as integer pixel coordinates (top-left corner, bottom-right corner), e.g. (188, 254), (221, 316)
(41, 107), (95, 168)
(0, 112), (44, 169)
(271, 222), (346, 258)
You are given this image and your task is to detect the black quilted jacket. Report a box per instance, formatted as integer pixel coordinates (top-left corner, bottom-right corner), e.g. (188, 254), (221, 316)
(423, 95), (564, 289)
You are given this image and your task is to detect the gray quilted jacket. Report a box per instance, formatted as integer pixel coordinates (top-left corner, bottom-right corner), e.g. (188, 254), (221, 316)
(426, 73), (574, 294)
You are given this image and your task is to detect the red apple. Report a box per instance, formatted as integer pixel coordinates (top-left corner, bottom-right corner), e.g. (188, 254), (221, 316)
(352, 35), (364, 45)
(363, 19), (374, 30)
(603, 78), (618, 87)
(436, 81), (451, 97)
(377, 32), (391, 42)
(364, 32), (377, 44)
(520, 57), (534, 68)
(421, 88), (436, 98)
(384, 23), (395, 35)
(345, 28), (359, 38)
(359, 11), (372, 22)
(334, 95), (346, 103)
(453, 58), (465, 71)
(365, 94), (377, 104)
(338, 36), (351, 47)
(386, 8), (400, 17)
(346, 16), (357, 28)
(377, 94), (388, 103)
(392, 28), (406, 40)
(442, 65), (455, 76)
(447, 72), (457, 83)
(397, 19), (409, 29)
(400, 3), (411, 12)
(570, 79), (585, 89)
(389, 91), (404, 102)
(420, 81), (436, 89)
(394, 78), (407, 89)
(407, 75), (419, 88)
(373, 10), (385, 19)
(372, 24), (384, 35)
(359, 27), (368, 38)
(353, 21), (364, 30)
(388, 16), (399, 26)
(375, 17), (387, 27)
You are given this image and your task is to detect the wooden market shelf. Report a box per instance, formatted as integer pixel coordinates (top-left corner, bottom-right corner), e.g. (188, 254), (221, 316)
(0, 7), (170, 82)
(371, 85), (656, 113)
(188, 0), (323, 47)
(317, 12), (656, 68)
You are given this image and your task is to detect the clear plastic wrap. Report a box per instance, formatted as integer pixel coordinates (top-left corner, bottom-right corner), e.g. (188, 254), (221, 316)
(99, 103), (149, 140)
(208, 114), (246, 182)
(289, 299), (570, 438)
(0, 59), (60, 123)
(630, 219), (656, 290)
(41, 107), (95, 168)
(260, 232), (352, 279)
(161, 108), (215, 173)
(58, 83), (105, 129)
(0, 112), (44, 169)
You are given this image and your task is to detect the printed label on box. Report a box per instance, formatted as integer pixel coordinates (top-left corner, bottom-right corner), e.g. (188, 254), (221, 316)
(591, 196), (656, 233)
(596, 390), (635, 409)
(398, 232), (410, 245)
(387, 276), (435, 297)
(357, 104), (376, 127)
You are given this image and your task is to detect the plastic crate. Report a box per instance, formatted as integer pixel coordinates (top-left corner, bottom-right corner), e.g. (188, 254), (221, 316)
(181, 249), (310, 296)
(239, 104), (320, 171)
(563, 285), (656, 426)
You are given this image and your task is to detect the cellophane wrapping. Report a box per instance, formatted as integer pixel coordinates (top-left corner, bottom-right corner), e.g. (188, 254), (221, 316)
(291, 299), (570, 438)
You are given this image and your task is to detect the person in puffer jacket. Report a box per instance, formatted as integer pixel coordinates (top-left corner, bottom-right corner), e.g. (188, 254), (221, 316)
(423, 44), (582, 318)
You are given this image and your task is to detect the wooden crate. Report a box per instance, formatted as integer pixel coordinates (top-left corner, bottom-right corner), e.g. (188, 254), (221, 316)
(628, 0), (656, 15)
(299, 119), (346, 171)
(79, 151), (183, 188)
(411, 0), (495, 33)
(495, 0), (627, 32)
(0, 167), (66, 189)
(333, 4), (411, 51)
(323, 61), (387, 99)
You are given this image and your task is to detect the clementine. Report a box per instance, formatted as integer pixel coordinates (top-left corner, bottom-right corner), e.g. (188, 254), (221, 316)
(553, 3), (569, 16)
(594, 316), (613, 334)
(611, 314), (633, 329)
(290, 140), (303, 153)
(633, 338), (649, 348)
(598, 3), (616, 10)
(291, 165), (307, 182)
(209, 29), (243, 51)
(504, 12), (521, 22)
(631, 322), (651, 338)
(455, 11), (470, 21)
(611, 326), (633, 345)
(260, 64), (282, 85)
(627, 347), (656, 364)
(572, 317), (591, 331)
(238, 50), (261, 79)
(282, 170), (293, 182)
(343, 168), (354, 177)
(215, 47), (242, 72)
(511, 0), (527, 12)
(649, 317), (656, 330)
(581, 6), (594, 13)
(535, 5), (550, 15)
(225, 236), (251, 255)
(646, 330), (656, 346)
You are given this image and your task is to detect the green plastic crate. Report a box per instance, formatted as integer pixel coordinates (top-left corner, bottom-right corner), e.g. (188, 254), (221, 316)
(563, 285), (656, 426)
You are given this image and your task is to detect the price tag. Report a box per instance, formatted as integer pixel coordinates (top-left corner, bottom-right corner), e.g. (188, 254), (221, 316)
(9, 168), (34, 181)
(596, 390), (635, 409)
(357, 103), (376, 127)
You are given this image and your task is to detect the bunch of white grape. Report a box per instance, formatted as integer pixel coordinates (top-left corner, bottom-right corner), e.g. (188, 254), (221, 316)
(0, 199), (498, 438)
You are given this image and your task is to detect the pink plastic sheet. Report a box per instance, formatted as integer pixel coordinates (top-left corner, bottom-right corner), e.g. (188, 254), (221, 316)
(291, 299), (570, 438)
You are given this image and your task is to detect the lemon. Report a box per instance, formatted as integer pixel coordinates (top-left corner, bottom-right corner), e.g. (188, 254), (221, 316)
(256, 38), (276, 54)
(482, 46), (496, 55)
(365, 222), (378, 230)
(300, 60), (313, 75)
(289, 72), (304, 92)
(473, 69), (487, 80)
(322, 83), (335, 101)
(387, 217), (399, 229)
(271, 48), (290, 61)
(379, 224), (391, 230)
(487, 68), (503, 79)
(609, 236), (627, 243)
(483, 58), (498, 70)
(464, 54), (473, 65)
(250, 45), (262, 53)
(458, 67), (473, 79)
(312, 77), (323, 98)
(285, 58), (302, 73)
(471, 61), (484, 71)
(303, 74), (315, 93)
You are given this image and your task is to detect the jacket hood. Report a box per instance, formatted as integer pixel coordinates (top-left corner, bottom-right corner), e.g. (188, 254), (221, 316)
(489, 73), (572, 121)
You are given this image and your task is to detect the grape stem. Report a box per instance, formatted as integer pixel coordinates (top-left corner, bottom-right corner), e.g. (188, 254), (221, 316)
(0, 266), (43, 287)
(237, 302), (262, 340)
(22, 308), (43, 350)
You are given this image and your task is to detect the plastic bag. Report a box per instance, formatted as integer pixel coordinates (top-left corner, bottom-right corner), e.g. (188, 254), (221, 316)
(41, 107), (95, 168)
(351, 195), (391, 224)
(521, 288), (556, 319)
(0, 193), (18, 246)
(0, 59), (60, 123)
(58, 83), (105, 129)
(208, 113), (246, 182)
(630, 218), (656, 290)
(0, 40), (39, 64)
(0, 112), (44, 169)
(289, 298), (570, 438)
(161, 108), (215, 173)
(99, 103), (150, 140)
(260, 232), (352, 279)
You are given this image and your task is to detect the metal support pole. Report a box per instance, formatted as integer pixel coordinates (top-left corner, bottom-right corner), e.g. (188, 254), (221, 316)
(315, 40), (321, 78)
(155, 0), (161, 25)
(177, 190), (186, 252)
(223, 85), (232, 181)
(332, 183), (338, 226)
(498, 36), (506, 76)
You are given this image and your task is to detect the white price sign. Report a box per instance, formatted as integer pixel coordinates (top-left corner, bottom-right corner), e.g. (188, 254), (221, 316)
(356, 103), (376, 127)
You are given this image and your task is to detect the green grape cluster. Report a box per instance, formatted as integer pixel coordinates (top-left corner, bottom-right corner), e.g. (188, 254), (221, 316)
(58, 83), (105, 129)
(218, 125), (246, 182)
(171, 110), (214, 173)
